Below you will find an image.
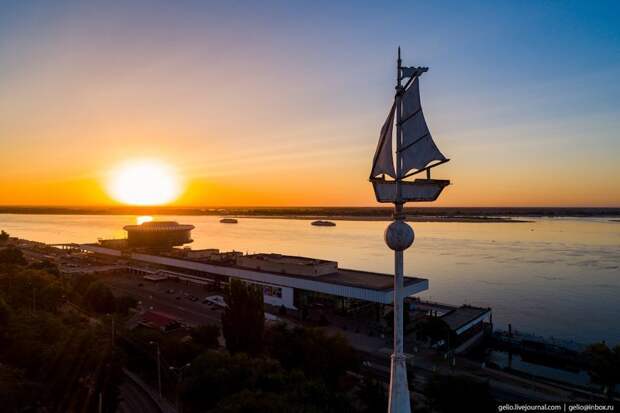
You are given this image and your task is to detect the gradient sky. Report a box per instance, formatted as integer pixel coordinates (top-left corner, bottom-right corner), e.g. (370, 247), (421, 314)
(1, 0), (619, 207)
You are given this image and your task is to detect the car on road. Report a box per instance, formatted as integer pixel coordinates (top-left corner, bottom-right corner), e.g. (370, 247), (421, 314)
(204, 295), (227, 308)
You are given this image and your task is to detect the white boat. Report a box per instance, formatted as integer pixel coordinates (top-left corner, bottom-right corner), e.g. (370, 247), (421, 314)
(369, 50), (450, 203)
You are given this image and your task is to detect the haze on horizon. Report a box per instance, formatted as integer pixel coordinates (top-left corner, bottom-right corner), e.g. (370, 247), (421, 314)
(1, 1), (619, 208)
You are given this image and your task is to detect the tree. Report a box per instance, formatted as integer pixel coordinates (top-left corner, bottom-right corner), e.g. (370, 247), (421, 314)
(84, 282), (116, 314)
(358, 374), (387, 413)
(221, 279), (264, 355)
(585, 342), (620, 397)
(425, 374), (495, 413)
(0, 246), (26, 266)
(28, 259), (59, 276)
(265, 323), (359, 388)
(0, 297), (11, 338)
(0, 269), (64, 312)
(181, 351), (348, 413)
(191, 325), (220, 349)
(417, 316), (452, 346)
(0, 230), (9, 243)
(115, 295), (137, 315)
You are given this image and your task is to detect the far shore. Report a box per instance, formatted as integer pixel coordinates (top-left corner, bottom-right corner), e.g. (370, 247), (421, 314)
(231, 215), (528, 223)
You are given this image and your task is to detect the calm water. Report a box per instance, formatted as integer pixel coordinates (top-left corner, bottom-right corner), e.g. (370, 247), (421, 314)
(1, 214), (619, 345)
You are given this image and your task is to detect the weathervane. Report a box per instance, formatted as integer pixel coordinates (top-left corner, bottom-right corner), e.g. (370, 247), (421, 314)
(369, 48), (450, 413)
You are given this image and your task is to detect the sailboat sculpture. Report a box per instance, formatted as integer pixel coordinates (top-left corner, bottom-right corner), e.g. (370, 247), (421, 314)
(369, 53), (450, 203)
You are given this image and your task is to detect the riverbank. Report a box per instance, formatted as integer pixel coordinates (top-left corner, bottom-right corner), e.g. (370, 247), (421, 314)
(3, 205), (619, 221)
(233, 215), (527, 223)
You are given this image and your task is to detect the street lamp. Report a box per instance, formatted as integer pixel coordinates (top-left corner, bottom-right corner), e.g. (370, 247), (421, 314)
(149, 341), (162, 400)
(169, 363), (191, 413)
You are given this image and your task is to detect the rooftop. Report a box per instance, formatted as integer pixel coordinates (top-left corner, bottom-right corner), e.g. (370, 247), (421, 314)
(80, 243), (429, 300)
(123, 221), (195, 232)
(242, 253), (335, 266)
(441, 305), (491, 333)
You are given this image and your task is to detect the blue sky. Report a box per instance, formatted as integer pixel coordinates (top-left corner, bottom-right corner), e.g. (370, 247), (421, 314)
(0, 1), (619, 206)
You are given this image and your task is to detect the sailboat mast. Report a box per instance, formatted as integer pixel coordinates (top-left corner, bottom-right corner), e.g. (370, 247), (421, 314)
(395, 47), (404, 208)
(387, 47), (411, 413)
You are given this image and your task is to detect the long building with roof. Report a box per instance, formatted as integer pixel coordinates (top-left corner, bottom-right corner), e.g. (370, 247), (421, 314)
(79, 243), (428, 310)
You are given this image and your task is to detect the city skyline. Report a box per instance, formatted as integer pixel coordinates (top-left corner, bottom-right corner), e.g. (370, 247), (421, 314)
(1, 1), (619, 207)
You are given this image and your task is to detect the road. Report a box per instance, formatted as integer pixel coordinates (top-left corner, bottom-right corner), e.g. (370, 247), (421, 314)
(104, 274), (223, 327)
(104, 273), (605, 404)
(117, 375), (163, 413)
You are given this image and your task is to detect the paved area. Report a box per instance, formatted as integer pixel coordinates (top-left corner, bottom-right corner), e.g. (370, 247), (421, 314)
(104, 274), (224, 327)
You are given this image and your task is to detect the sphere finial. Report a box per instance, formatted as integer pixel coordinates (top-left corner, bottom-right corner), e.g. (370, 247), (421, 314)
(384, 221), (414, 251)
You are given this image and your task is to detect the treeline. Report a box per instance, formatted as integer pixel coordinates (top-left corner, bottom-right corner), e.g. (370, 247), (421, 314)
(0, 246), (127, 412)
(1, 206), (618, 218)
(122, 278), (377, 413)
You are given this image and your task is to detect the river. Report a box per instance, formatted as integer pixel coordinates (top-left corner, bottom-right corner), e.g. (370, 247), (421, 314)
(1, 214), (618, 345)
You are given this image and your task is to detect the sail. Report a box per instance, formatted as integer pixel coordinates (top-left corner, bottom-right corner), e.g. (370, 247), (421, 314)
(399, 78), (446, 175)
(370, 103), (396, 179)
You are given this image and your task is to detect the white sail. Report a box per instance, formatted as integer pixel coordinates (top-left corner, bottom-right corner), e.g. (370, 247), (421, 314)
(399, 78), (446, 175)
(370, 103), (396, 179)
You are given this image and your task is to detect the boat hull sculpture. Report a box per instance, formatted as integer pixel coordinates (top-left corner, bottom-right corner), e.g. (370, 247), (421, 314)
(372, 179), (449, 203)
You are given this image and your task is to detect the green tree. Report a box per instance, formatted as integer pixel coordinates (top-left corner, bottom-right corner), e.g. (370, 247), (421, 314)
(0, 246), (26, 266)
(0, 297), (11, 339)
(191, 325), (220, 349)
(425, 374), (495, 413)
(115, 295), (138, 315)
(28, 259), (60, 276)
(0, 269), (64, 312)
(265, 323), (359, 388)
(84, 282), (116, 314)
(0, 266), (123, 412)
(181, 351), (348, 413)
(221, 279), (264, 355)
(358, 374), (387, 413)
(585, 342), (620, 397)
(417, 316), (452, 346)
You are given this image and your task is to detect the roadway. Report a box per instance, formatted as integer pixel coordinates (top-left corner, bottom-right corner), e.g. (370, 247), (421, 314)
(104, 273), (598, 404)
(103, 274), (223, 327)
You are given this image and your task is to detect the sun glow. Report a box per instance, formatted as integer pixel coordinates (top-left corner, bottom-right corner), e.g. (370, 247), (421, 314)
(107, 160), (182, 205)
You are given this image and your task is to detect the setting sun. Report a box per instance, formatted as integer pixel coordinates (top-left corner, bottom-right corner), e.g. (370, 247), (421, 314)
(106, 160), (182, 205)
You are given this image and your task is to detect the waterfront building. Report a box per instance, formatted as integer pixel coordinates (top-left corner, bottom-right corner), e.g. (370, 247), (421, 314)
(80, 243), (428, 311)
(123, 221), (194, 248)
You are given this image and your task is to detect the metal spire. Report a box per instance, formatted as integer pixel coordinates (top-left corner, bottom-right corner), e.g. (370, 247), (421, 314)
(386, 47), (413, 413)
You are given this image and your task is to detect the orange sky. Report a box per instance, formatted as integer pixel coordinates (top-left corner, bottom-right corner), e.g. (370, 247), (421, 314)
(1, 2), (619, 208)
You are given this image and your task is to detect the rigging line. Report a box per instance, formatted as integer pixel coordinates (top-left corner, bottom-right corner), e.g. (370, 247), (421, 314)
(398, 108), (422, 126)
(397, 132), (430, 153)
(402, 74), (418, 91)
(401, 159), (450, 179)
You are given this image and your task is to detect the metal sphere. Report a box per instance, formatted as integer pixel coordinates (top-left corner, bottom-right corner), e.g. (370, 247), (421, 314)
(384, 220), (414, 251)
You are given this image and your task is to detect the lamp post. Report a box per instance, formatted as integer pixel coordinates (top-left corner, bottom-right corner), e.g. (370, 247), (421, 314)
(169, 363), (191, 413)
(149, 341), (162, 400)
